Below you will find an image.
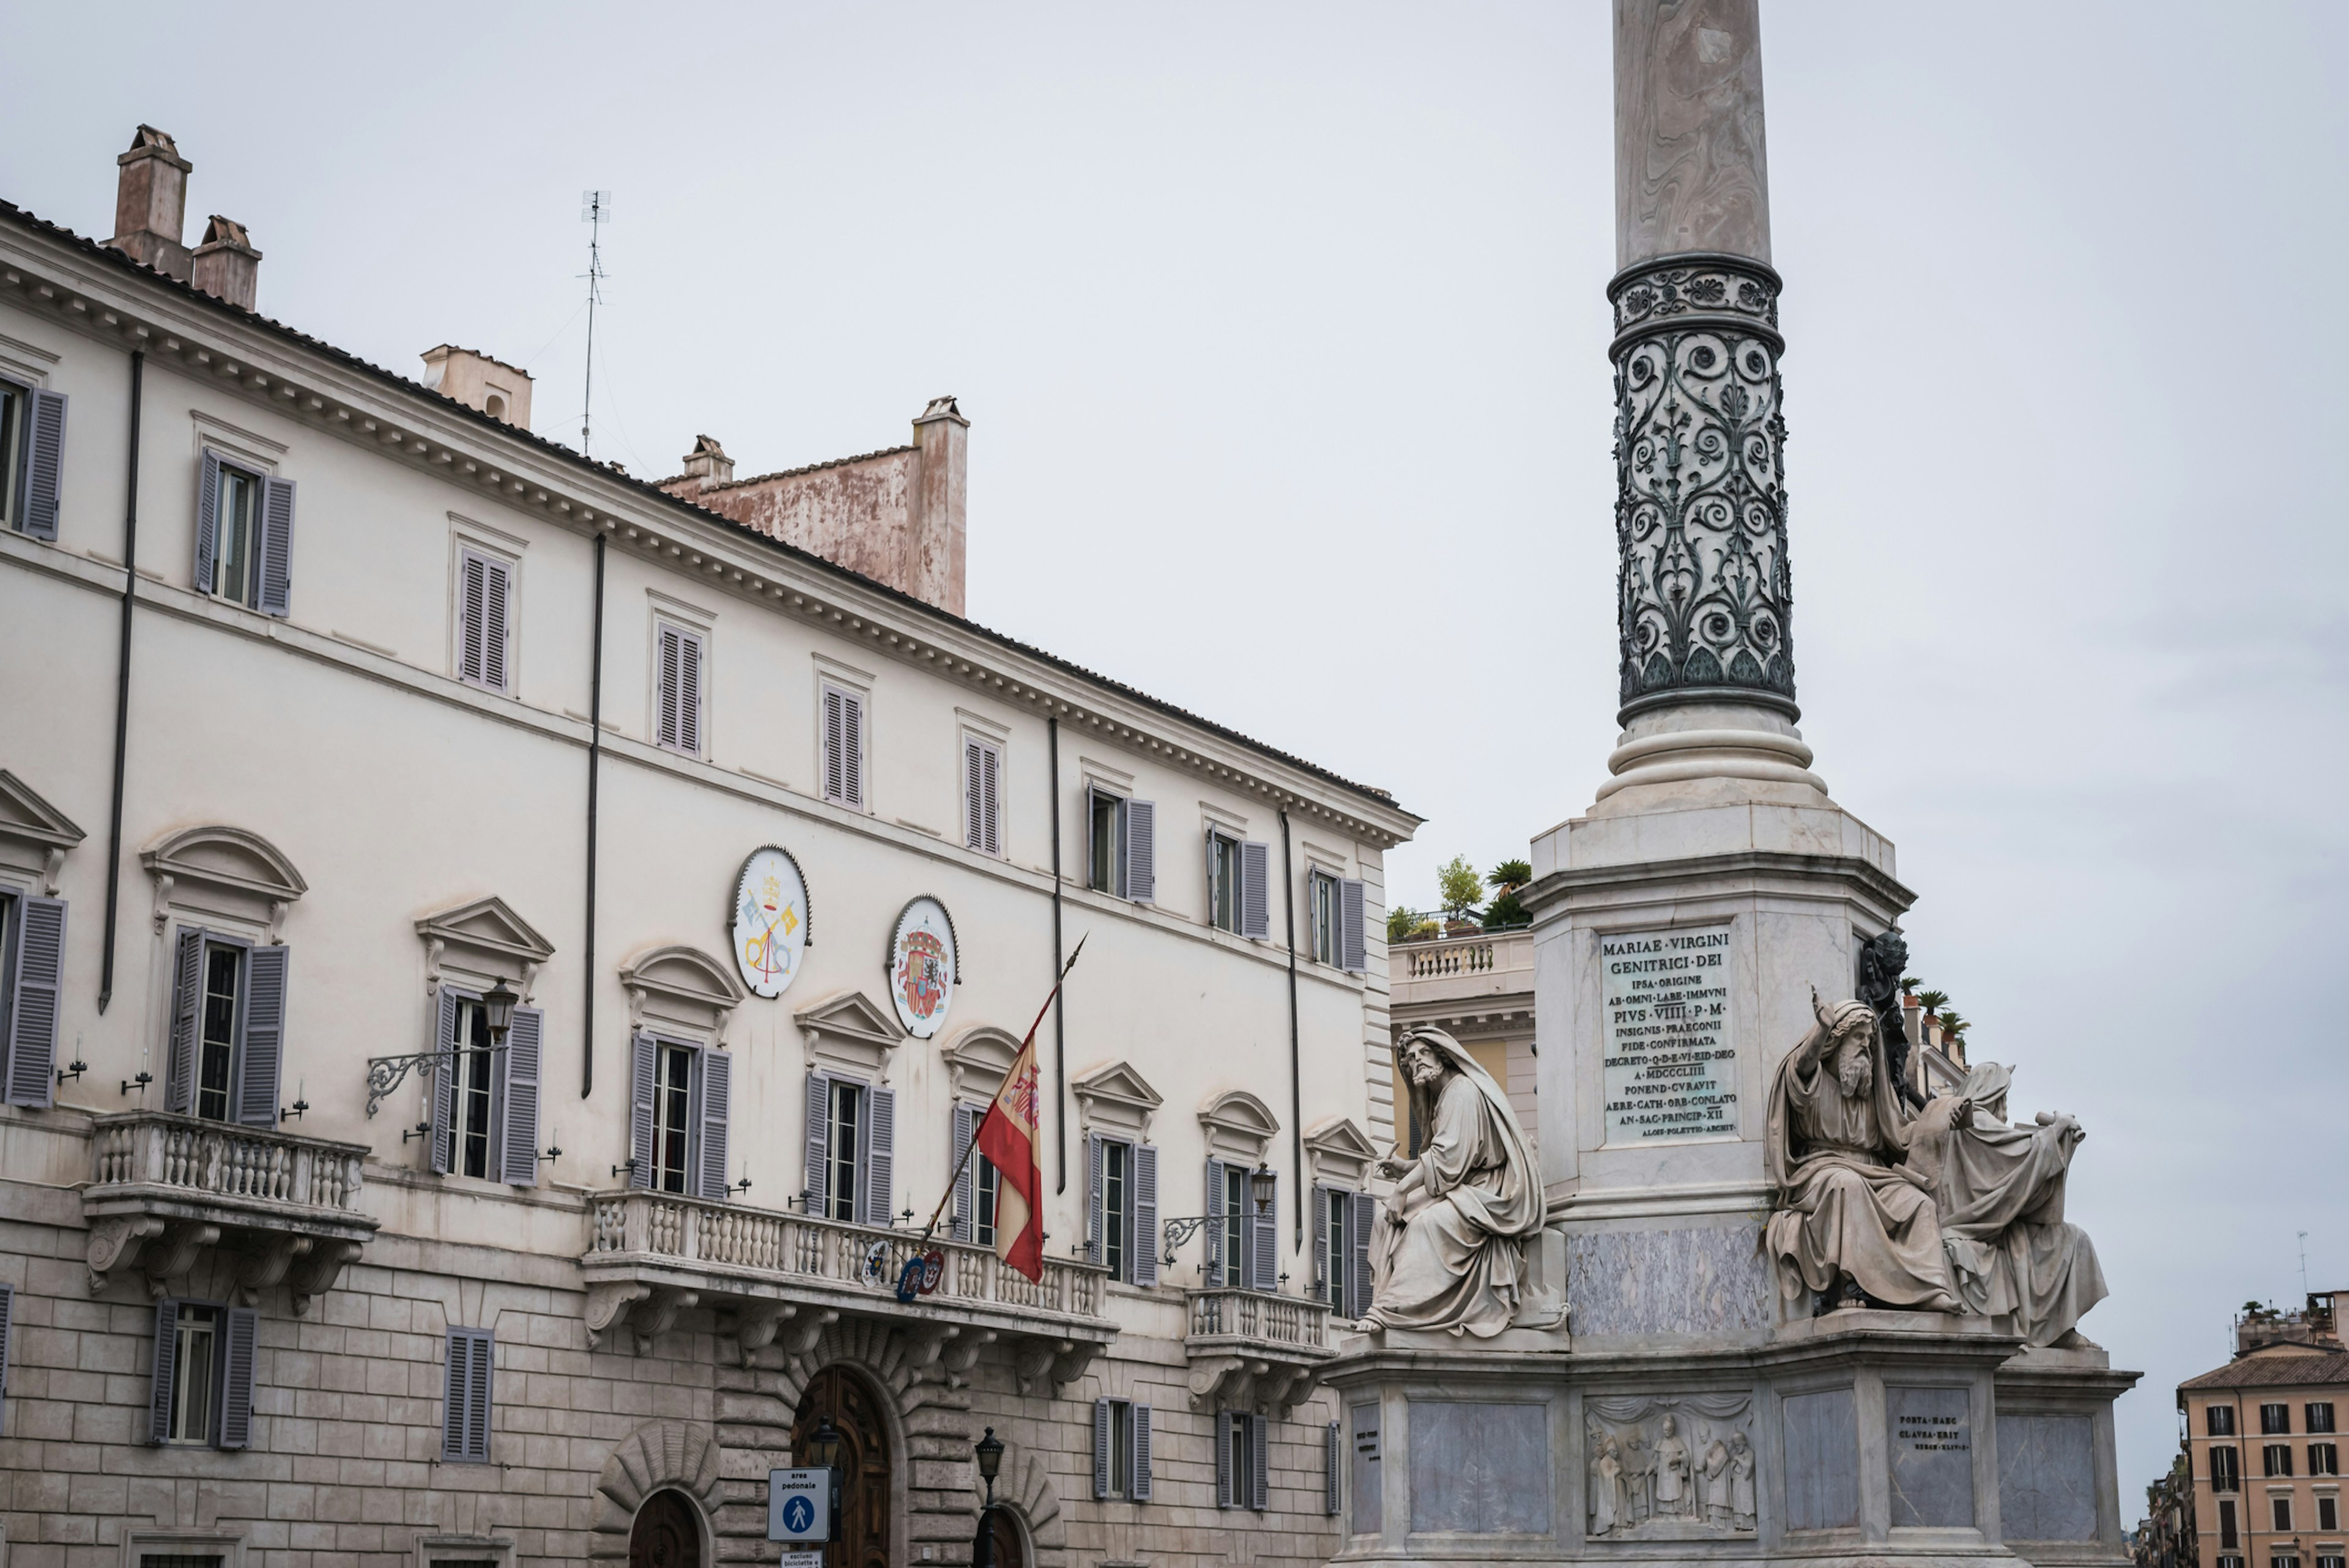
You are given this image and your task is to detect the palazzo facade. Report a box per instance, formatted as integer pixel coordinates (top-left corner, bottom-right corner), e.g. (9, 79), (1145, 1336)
(0, 130), (1417, 1568)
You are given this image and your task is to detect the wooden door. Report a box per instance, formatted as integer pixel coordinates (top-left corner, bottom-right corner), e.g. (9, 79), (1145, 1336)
(628, 1488), (700, 1568)
(982, 1505), (1025, 1568)
(792, 1365), (892, 1568)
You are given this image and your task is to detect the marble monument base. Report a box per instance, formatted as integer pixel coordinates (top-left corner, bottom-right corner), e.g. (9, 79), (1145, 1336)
(1320, 1310), (2135, 1568)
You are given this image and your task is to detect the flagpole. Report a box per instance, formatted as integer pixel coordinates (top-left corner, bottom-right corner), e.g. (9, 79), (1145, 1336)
(916, 934), (1086, 1243)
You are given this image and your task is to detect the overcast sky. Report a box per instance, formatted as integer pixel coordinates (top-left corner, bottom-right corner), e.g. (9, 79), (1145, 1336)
(7, 0), (2345, 1503)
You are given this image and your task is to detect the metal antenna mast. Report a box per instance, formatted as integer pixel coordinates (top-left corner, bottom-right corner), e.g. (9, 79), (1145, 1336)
(579, 190), (610, 456)
(2301, 1230), (2312, 1298)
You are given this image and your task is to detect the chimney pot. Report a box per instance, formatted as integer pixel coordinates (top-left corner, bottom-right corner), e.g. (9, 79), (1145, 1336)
(190, 215), (261, 311)
(106, 125), (194, 280)
(420, 345), (533, 428)
(679, 434), (735, 489)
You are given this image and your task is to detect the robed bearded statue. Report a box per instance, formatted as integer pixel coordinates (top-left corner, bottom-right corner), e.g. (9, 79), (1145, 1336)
(1362, 1026), (1551, 1337)
(1764, 994), (1964, 1314)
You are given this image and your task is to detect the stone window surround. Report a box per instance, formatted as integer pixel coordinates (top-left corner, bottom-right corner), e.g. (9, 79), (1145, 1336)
(1304, 1116), (1378, 1190)
(795, 988), (902, 1084)
(814, 651), (875, 814)
(415, 893), (554, 1014)
(1197, 1088), (1277, 1166)
(445, 512), (526, 692)
(647, 588), (718, 759)
(956, 706), (1011, 860)
(0, 766), (84, 897)
(410, 1535), (515, 1568)
(944, 1024), (1023, 1103)
(1072, 1059), (1160, 1142)
(120, 1528), (247, 1568)
(618, 942), (744, 1049)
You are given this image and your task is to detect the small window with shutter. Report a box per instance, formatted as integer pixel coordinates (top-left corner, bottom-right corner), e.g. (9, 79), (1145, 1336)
(656, 622), (706, 758)
(2, 889), (67, 1108)
(194, 450), (293, 614)
(456, 549), (514, 693)
(822, 684), (866, 808)
(798, 1071), (894, 1225)
(1091, 1398), (1151, 1502)
(428, 988), (542, 1187)
(162, 928), (289, 1129)
(149, 1298), (255, 1449)
(0, 374), (66, 541)
(442, 1327), (494, 1463)
(963, 736), (1002, 856)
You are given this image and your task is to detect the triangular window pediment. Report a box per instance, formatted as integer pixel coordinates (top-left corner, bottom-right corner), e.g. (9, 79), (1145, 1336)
(1073, 1059), (1162, 1138)
(795, 989), (903, 1081)
(0, 769), (84, 892)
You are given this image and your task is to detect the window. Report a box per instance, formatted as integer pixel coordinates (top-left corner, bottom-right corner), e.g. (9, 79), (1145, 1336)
(802, 1071), (894, 1226)
(457, 550), (512, 693)
(2268, 1444), (2295, 1477)
(149, 1299), (255, 1449)
(1218, 1410), (1269, 1511)
(0, 375), (66, 540)
(442, 1327), (494, 1463)
(196, 451), (292, 614)
(963, 738), (1001, 856)
(1086, 789), (1155, 902)
(1216, 1162), (1245, 1287)
(820, 684), (864, 806)
(165, 929), (288, 1127)
(2318, 1492), (2340, 1529)
(431, 988), (543, 1186)
(2275, 1557), (2304, 1568)
(1087, 1133), (1157, 1285)
(629, 1034), (734, 1202)
(0, 1281), (13, 1429)
(2274, 1495), (2295, 1531)
(1315, 1185), (1373, 1319)
(2316, 1554), (2343, 1568)
(2, 888), (67, 1108)
(2213, 1405), (2240, 1437)
(2220, 1498), (2240, 1548)
(2314, 1441), (2340, 1476)
(2214, 1445), (2242, 1491)
(1092, 1399), (1152, 1501)
(2267, 1403), (2295, 1435)
(2314, 1403), (2339, 1434)
(452, 999), (495, 1178)
(951, 1103), (1001, 1248)
(1308, 871), (1368, 973)
(1208, 830), (1241, 933)
(656, 623), (705, 756)
(2217, 1558), (2244, 1568)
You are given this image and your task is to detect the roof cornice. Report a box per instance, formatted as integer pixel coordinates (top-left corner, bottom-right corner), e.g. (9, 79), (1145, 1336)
(0, 202), (1419, 848)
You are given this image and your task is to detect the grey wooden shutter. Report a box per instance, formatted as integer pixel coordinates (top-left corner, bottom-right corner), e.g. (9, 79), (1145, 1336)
(165, 928), (204, 1115)
(1085, 1134), (1104, 1265)
(0, 1281), (12, 1428)
(822, 688), (846, 801)
(1092, 1398), (1112, 1500)
(460, 553), (487, 685)
(861, 1084), (894, 1226)
(803, 1070), (831, 1215)
(1350, 1191), (1376, 1321)
(20, 389), (65, 541)
(698, 1048), (732, 1202)
(194, 451), (223, 595)
(951, 1102), (979, 1242)
(443, 1327), (493, 1462)
(1250, 1173), (1278, 1292)
(1132, 1141), (1159, 1289)
(236, 944), (288, 1126)
(981, 742), (1000, 854)
(1215, 1410), (1234, 1508)
(1250, 1412), (1270, 1510)
(1240, 840), (1271, 940)
(1326, 1420), (1342, 1515)
(431, 988), (462, 1175)
(1203, 1157), (1226, 1286)
(1341, 879), (1367, 972)
(498, 1006), (543, 1186)
(658, 627), (684, 750)
(1132, 1402), (1152, 1503)
(964, 741), (985, 850)
(677, 628), (702, 755)
(480, 557), (510, 692)
(4, 895), (65, 1107)
(218, 1305), (258, 1449)
(841, 691), (864, 805)
(628, 1033), (658, 1189)
(1125, 799), (1155, 902)
(148, 1300), (178, 1444)
(1312, 1185), (1334, 1304)
(256, 476), (295, 616)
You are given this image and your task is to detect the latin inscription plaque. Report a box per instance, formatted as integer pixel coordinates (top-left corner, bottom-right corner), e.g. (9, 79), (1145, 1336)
(1601, 923), (1735, 1144)
(1888, 1386), (1974, 1528)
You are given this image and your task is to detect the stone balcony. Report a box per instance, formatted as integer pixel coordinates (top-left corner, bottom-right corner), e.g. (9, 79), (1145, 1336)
(581, 1189), (1117, 1391)
(1392, 927), (1535, 1004)
(1182, 1287), (1337, 1415)
(83, 1110), (379, 1311)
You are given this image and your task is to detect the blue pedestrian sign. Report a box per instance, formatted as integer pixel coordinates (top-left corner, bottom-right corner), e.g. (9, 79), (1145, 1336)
(768, 1468), (833, 1543)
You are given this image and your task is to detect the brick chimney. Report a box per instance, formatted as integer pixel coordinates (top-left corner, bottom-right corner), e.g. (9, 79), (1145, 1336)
(106, 125), (193, 281)
(191, 216), (261, 311)
(678, 435), (735, 490)
(420, 345), (533, 427)
(912, 396), (968, 617)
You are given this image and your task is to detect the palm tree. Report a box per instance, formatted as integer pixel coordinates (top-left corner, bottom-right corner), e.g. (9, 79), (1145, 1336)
(1915, 989), (1950, 1018)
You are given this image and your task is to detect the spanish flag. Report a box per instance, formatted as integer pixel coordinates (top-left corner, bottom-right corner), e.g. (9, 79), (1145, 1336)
(973, 1034), (1045, 1281)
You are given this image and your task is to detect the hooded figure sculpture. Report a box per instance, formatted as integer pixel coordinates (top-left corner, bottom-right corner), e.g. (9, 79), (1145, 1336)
(1764, 994), (1962, 1312)
(1364, 1026), (1546, 1337)
(1905, 1061), (2109, 1347)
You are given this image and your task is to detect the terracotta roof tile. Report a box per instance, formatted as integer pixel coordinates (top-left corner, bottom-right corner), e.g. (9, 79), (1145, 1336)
(2178, 1350), (2349, 1391)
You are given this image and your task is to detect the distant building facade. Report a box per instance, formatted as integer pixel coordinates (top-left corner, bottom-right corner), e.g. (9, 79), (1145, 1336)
(0, 128), (1419, 1568)
(2174, 1295), (2349, 1568)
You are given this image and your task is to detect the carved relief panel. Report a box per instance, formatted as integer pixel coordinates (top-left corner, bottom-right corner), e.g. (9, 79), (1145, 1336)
(1584, 1392), (1756, 1540)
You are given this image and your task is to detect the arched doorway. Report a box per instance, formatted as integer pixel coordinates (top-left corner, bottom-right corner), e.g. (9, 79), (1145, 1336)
(628, 1487), (701, 1568)
(792, 1366), (892, 1568)
(978, 1505), (1026, 1568)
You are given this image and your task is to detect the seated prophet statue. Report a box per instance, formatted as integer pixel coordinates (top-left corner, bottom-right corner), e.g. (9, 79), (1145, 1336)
(1764, 994), (1963, 1314)
(1904, 1062), (2109, 1348)
(1362, 1026), (1549, 1337)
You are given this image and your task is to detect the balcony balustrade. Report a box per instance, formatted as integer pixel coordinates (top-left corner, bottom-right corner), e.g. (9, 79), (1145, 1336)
(83, 1110), (378, 1311)
(1182, 1286), (1336, 1415)
(581, 1188), (1116, 1390)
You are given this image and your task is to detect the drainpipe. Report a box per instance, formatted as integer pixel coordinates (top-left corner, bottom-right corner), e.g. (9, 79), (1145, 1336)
(96, 349), (143, 1013)
(1049, 715), (1066, 1194)
(1280, 808), (1302, 1248)
(582, 530), (606, 1098)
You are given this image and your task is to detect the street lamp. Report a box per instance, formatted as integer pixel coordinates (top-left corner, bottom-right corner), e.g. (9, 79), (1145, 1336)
(973, 1427), (1006, 1568)
(481, 977), (519, 1044)
(804, 1418), (844, 1548)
